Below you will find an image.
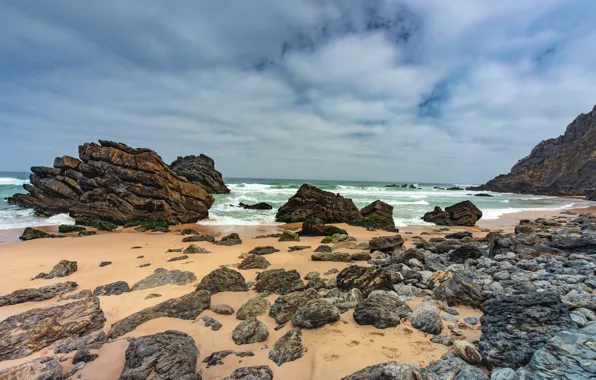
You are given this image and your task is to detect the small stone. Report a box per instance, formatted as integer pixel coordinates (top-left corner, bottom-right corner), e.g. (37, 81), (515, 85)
(167, 255), (188, 262)
(452, 340), (482, 364)
(464, 317), (479, 325)
(200, 316), (222, 331)
(145, 293), (162, 300)
(211, 304), (235, 315)
(99, 261), (112, 267)
(93, 281), (130, 296)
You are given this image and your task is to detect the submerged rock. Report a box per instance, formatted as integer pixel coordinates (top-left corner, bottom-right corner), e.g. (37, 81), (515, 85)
(131, 268), (197, 291)
(119, 330), (201, 380)
(108, 291), (211, 339)
(0, 297), (106, 360)
(269, 328), (307, 366)
(0, 281), (78, 307)
(239, 202), (273, 210)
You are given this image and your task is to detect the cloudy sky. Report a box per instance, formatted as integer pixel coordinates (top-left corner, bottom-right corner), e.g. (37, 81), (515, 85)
(1, 0), (595, 183)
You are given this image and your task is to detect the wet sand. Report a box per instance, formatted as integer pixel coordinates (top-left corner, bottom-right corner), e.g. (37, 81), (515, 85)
(0, 205), (592, 379)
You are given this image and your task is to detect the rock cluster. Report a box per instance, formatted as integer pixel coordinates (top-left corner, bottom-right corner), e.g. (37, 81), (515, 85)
(169, 153), (230, 194)
(9, 140), (215, 224)
(422, 200), (482, 226)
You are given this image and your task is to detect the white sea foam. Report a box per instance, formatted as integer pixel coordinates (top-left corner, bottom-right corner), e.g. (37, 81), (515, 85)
(197, 215), (281, 226)
(0, 177), (29, 185)
(480, 203), (578, 220)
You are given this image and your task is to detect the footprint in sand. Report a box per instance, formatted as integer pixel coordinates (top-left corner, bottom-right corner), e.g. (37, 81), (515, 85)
(346, 340), (360, 347)
(366, 332), (385, 337)
(323, 353), (339, 362)
(393, 326), (414, 337)
(410, 341), (436, 356)
(381, 346), (401, 359)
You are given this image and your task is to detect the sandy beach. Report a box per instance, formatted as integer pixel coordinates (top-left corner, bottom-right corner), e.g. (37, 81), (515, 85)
(0, 204), (592, 379)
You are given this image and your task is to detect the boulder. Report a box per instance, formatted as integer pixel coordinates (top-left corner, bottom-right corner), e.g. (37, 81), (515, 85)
(278, 230), (300, 242)
(236, 295), (271, 320)
(368, 235), (404, 253)
(0, 281), (78, 307)
(269, 289), (320, 324)
(311, 252), (351, 262)
(0, 358), (62, 380)
(239, 202), (273, 210)
(53, 329), (107, 354)
(349, 200), (397, 232)
(479, 292), (573, 369)
(336, 265), (393, 297)
(300, 218), (326, 236)
(411, 300), (443, 335)
(275, 184), (361, 223)
(452, 340), (482, 365)
(249, 246), (279, 255)
(445, 231), (473, 239)
(424, 353), (489, 379)
(292, 299), (340, 328)
(183, 234), (215, 243)
(422, 201), (483, 226)
(119, 330), (201, 380)
(108, 291), (211, 339)
(72, 348), (98, 364)
(341, 362), (423, 380)
(223, 366), (273, 380)
(232, 318), (269, 345)
(19, 227), (62, 241)
(238, 255), (271, 270)
(314, 245), (332, 253)
(215, 233), (243, 246)
(353, 291), (412, 329)
(34, 260), (77, 279)
(10, 141), (215, 224)
(255, 269), (305, 295)
(195, 268), (247, 294)
(433, 271), (484, 308)
(268, 328), (307, 366)
(449, 245), (483, 264)
(131, 268), (196, 291)
(183, 244), (211, 254)
(200, 315), (222, 331)
(93, 281), (131, 296)
(211, 304), (235, 315)
(169, 153), (230, 194)
(0, 297), (106, 360)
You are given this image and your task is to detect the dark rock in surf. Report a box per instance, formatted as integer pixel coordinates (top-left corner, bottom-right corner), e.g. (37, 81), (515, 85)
(422, 201), (482, 226)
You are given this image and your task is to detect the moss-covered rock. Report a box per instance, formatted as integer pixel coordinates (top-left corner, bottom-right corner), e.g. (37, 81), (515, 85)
(78, 230), (97, 237)
(58, 225), (86, 233)
(320, 236), (333, 244)
(77, 219), (118, 232)
(348, 216), (397, 232)
(324, 226), (348, 236)
(182, 234), (215, 243)
(19, 227), (51, 241)
(131, 219), (171, 232)
(215, 233), (242, 246)
(279, 230), (300, 242)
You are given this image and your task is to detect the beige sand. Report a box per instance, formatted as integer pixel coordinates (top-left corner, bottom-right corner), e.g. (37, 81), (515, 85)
(3, 203), (591, 379)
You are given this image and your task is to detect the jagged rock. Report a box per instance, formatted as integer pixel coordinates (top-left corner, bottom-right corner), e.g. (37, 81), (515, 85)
(223, 366), (273, 380)
(516, 329), (596, 379)
(200, 315), (222, 331)
(255, 269), (305, 295)
(94, 281), (130, 296)
(472, 105), (596, 196)
(349, 200), (397, 232)
(183, 234), (215, 243)
(239, 202), (272, 210)
(100, 261), (112, 267)
(34, 259), (77, 279)
(424, 352), (489, 379)
(433, 271), (484, 308)
(269, 328), (307, 366)
(269, 288), (320, 324)
(238, 255), (271, 270)
(73, 348), (98, 364)
(236, 295), (271, 320)
(368, 235), (404, 253)
(170, 153), (230, 194)
(0, 358), (62, 380)
(449, 245), (483, 264)
(195, 268), (247, 294)
(336, 265), (393, 297)
(0, 281), (78, 306)
(215, 233), (243, 246)
(202, 350), (255, 368)
(452, 340), (482, 364)
(168, 254), (188, 262)
(19, 227), (62, 241)
(232, 318), (269, 345)
(300, 218), (327, 236)
(53, 329), (107, 354)
(292, 299), (340, 328)
(0, 297), (106, 360)
(10, 141), (215, 224)
(249, 246), (279, 255)
(131, 268), (197, 291)
(411, 300), (443, 335)
(119, 330), (201, 380)
(108, 291), (210, 339)
(422, 201), (483, 226)
(183, 244), (211, 254)
(479, 292), (573, 369)
(311, 252), (351, 262)
(353, 290), (412, 329)
(341, 362), (423, 380)
(59, 289), (93, 301)
(278, 230), (300, 241)
(275, 184), (361, 223)
(288, 245), (311, 252)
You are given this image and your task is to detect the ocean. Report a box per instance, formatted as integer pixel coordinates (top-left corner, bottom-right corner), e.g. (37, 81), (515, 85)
(1, 173), (593, 230)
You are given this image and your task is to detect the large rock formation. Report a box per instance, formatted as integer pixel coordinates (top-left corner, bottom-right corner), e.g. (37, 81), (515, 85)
(8, 140), (215, 224)
(472, 105), (596, 196)
(275, 184), (361, 223)
(349, 200), (397, 232)
(422, 201), (482, 226)
(169, 154), (230, 194)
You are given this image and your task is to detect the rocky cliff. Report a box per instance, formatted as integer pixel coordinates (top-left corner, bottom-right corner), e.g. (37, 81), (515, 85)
(473, 105), (596, 196)
(8, 140), (214, 224)
(169, 154), (230, 194)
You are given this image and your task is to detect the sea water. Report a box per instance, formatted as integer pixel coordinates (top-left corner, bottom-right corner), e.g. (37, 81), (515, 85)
(0, 173), (593, 229)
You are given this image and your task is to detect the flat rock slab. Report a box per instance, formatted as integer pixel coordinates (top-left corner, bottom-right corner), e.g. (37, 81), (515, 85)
(131, 268), (197, 291)
(119, 330), (201, 380)
(0, 297), (106, 360)
(108, 291), (211, 339)
(94, 281), (131, 296)
(0, 281), (78, 307)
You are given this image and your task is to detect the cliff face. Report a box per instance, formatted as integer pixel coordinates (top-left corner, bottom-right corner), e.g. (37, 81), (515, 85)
(474, 105), (596, 196)
(9, 141), (215, 224)
(169, 154), (230, 194)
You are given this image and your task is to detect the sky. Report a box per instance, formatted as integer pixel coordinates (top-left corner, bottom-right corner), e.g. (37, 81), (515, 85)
(1, 0), (596, 184)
